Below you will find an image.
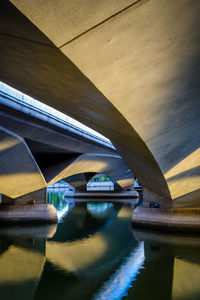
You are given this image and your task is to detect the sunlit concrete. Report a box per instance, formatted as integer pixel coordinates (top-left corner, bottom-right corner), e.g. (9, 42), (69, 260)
(64, 173), (96, 191)
(0, 126), (45, 198)
(132, 206), (200, 231)
(2, 0), (198, 206)
(48, 154), (134, 190)
(0, 84), (134, 199)
(0, 0), (199, 230)
(0, 96), (115, 157)
(0, 0), (169, 201)
(0, 204), (58, 224)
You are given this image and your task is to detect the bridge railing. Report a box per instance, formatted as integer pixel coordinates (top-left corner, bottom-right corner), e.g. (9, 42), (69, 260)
(0, 82), (115, 149)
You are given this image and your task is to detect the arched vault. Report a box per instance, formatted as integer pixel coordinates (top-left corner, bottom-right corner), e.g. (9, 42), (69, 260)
(48, 154), (134, 190)
(0, 0), (200, 206)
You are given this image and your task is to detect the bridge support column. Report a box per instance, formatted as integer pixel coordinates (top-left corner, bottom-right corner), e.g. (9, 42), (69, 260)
(75, 185), (87, 192)
(132, 188), (200, 232)
(0, 189), (57, 224)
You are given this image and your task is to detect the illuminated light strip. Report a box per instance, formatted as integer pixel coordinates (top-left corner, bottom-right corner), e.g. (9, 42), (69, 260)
(56, 200), (75, 222)
(93, 242), (145, 300)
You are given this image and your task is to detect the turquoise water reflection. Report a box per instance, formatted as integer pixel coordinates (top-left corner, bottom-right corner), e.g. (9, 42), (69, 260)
(47, 188), (74, 222)
(0, 190), (199, 300)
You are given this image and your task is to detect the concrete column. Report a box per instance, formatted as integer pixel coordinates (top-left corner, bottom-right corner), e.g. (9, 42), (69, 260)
(14, 188), (47, 205)
(75, 185), (87, 192)
(132, 188), (200, 232)
(0, 189), (57, 224)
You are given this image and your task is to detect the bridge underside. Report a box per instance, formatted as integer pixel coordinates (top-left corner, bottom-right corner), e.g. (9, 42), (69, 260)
(0, 0), (199, 227)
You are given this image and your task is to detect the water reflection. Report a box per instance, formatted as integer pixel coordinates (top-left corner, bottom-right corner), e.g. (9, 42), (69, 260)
(130, 228), (200, 300)
(0, 190), (199, 300)
(47, 189), (75, 222)
(87, 202), (114, 219)
(93, 242), (145, 300)
(0, 224), (54, 300)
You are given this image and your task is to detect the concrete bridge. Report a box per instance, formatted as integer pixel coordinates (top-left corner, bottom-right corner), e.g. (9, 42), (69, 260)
(0, 82), (135, 222)
(0, 0), (199, 229)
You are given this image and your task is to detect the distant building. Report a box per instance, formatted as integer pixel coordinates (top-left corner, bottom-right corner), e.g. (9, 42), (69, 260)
(87, 174), (114, 191)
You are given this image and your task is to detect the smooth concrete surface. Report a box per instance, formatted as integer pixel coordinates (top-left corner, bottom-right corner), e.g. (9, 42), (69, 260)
(0, 1), (199, 209)
(0, 0), (170, 200)
(142, 187), (172, 209)
(11, 0), (139, 47)
(9, 0), (200, 204)
(47, 154), (135, 189)
(64, 172), (129, 192)
(63, 172), (96, 192)
(0, 90), (135, 196)
(0, 204), (58, 224)
(12, 188), (47, 205)
(0, 125), (46, 198)
(59, 0), (200, 202)
(0, 100), (115, 156)
(132, 206), (200, 232)
(60, 0), (200, 203)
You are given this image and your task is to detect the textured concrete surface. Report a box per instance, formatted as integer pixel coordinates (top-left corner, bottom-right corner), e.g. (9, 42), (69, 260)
(0, 0), (169, 199)
(0, 125), (46, 198)
(0, 204), (58, 224)
(0, 87), (135, 198)
(0, 0), (199, 207)
(132, 206), (200, 231)
(73, 191), (138, 199)
(0, 100), (115, 156)
(47, 154), (135, 189)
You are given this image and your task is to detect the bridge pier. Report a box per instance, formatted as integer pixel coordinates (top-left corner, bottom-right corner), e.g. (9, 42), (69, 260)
(0, 189), (57, 224)
(132, 188), (200, 232)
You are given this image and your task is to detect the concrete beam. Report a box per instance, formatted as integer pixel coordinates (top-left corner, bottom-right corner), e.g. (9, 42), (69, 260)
(1, 0), (199, 207)
(48, 154), (134, 190)
(0, 0), (170, 201)
(0, 125), (46, 198)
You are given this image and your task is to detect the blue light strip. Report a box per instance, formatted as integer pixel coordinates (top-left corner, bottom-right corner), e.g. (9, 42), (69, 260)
(93, 242), (145, 300)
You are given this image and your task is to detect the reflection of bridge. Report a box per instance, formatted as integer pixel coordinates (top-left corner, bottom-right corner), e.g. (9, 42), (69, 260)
(0, 203), (200, 300)
(0, 0), (200, 228)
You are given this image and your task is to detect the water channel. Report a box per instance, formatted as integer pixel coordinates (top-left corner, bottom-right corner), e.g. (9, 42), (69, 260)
(0, 189), (199, 300)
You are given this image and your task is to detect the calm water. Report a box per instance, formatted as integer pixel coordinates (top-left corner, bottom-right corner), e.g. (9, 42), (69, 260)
(0, 189), (199, 300)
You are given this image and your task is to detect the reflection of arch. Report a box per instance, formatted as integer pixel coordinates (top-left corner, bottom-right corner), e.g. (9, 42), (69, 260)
(87, 202), (114, 218)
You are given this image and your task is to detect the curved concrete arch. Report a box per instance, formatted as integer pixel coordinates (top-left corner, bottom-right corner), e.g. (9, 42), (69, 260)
(63, 172), (96, 191)
(1, 0), (200, 206)
(0, 126), (46, 198)
(63, 172), (123, 192)
(0, 0), (169, 201)
(48, 154), (135, 190)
